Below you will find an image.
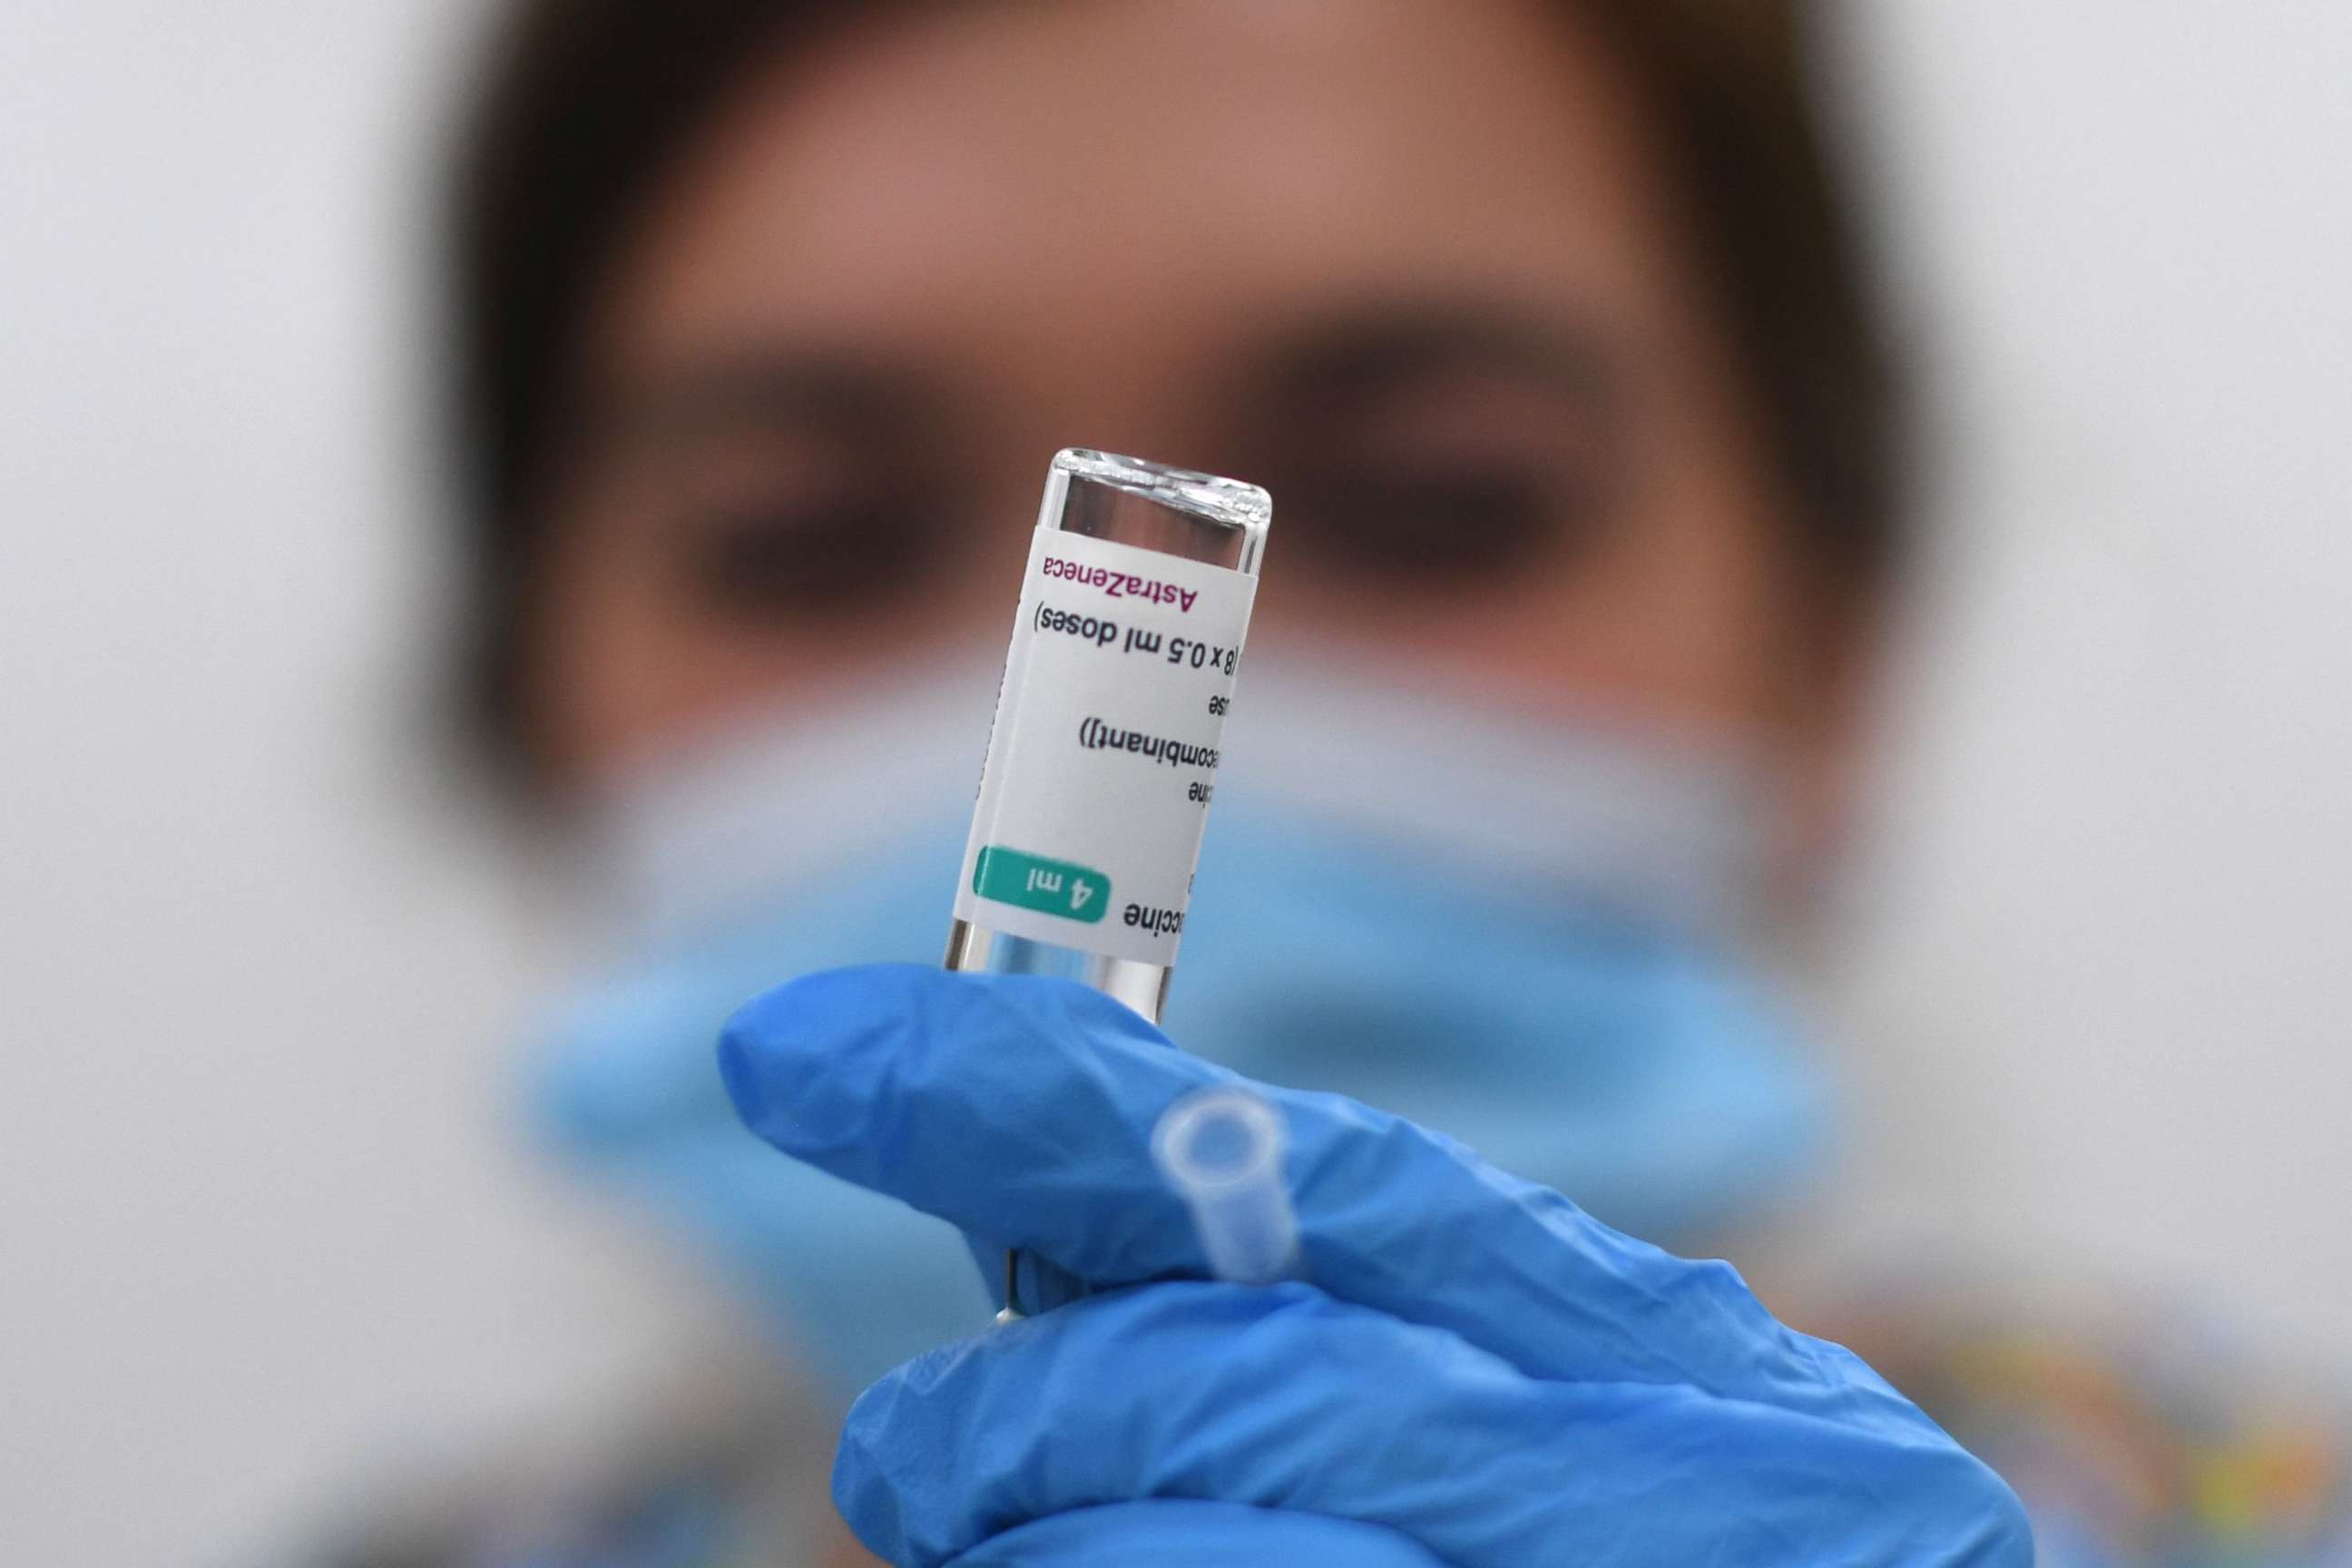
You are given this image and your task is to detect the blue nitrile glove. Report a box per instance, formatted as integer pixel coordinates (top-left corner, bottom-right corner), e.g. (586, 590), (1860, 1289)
(719, 965), (2032, 1567)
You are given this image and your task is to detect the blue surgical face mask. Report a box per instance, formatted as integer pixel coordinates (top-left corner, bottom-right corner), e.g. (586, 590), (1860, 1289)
(528, 662), (1828, 1401)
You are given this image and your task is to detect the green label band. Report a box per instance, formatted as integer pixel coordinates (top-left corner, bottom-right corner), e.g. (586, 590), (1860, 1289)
(971, 846), (1112, 925)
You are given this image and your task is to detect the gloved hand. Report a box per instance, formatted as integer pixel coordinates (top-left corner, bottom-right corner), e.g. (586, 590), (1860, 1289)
(719, 965), (2032, 1567)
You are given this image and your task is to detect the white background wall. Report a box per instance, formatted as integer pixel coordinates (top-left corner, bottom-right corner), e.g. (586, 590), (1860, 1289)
(1822, 3), (2352, 1352)
(2, 5), (2347, 1563)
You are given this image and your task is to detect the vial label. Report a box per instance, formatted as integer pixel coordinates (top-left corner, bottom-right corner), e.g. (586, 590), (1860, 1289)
(955, 524), (1257, 964)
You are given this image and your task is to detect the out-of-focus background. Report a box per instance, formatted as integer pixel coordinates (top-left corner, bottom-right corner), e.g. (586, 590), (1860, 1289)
(2, 4), (2347, 1563)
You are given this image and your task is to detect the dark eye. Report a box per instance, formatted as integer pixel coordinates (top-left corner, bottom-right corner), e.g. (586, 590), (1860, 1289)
(1273, 458), (1608, 584)
(672, 494), (953, 620)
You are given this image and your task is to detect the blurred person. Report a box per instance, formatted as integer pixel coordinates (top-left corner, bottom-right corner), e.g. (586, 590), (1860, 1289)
(314, 1), (2345, 1564)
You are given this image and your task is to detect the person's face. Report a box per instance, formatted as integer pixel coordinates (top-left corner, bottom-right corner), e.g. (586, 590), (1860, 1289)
(528, 0), (1846, 796)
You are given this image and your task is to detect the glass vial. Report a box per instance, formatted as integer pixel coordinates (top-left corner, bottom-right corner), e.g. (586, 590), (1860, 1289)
(945, 448), (1270, 1026)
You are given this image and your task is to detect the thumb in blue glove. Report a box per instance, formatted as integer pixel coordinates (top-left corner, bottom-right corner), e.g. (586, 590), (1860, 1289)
(720, 964), (2032, 1567)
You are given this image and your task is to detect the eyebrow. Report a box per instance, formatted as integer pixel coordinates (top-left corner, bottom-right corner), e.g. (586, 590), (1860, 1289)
(1252, 302), (1625, 420)
(586, 297), (1623, 462)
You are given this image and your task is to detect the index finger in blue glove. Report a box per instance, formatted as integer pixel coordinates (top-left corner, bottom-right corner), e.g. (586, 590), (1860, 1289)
(720, 965), (1884, 1419)
(836, 1281), (2029, 1568)
(944, 1501), (1448, 1568)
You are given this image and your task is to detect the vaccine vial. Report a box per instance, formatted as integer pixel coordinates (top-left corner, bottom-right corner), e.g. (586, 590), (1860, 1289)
(946, 448), (1270, 1026)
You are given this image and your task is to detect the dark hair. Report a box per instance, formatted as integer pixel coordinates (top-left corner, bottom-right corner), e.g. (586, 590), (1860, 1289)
(450, 0), (1901, 779)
